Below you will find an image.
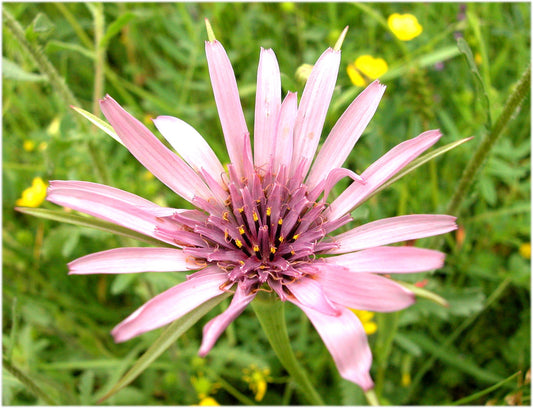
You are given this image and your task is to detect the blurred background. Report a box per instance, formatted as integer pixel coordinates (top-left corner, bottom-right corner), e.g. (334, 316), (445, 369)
(2, 2), (530, 405)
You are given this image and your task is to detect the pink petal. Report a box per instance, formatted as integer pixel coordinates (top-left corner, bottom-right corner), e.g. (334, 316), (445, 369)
(327, 129), (442, 221)
(291, 299), (374, 391)
(286, 276), (340, 316)
(47, 180), (178, 244)
(198, 284), (256, 357)
(68, 247), (197, 275)
(272, 92), (297, 173)
(325, 246), (445, 273)
(317, 264), (415, 312)
(306, 80), (386, 189)
(152, 116), (226, 186)
(111, 267), (228, 343)
(99, 95), (213, 205)
(291, 48), (341, 177)
(254, 48), (281, 171)
(320, 167), (365, 202)
(329, 214), (458, 253)
(205, 40), (253, 179)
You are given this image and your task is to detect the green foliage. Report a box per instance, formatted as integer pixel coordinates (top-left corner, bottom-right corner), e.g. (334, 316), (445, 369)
(3, 2), (530, 405)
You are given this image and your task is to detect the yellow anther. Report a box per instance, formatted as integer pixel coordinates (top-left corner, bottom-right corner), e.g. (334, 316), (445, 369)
(238, 207), (244, 213)
(253, 212), (259, 222)
(238, 226), (245, 235)
(293, 233), (300, 240)
(279, 235), (284, 243)
(222, 211), (230, 221)
(253, 245), (260, 252)
(266, 207), (272, 216)
(278, 218), (283, 225)
(235, 239), (243, 248)
(239, 260), (245, 265)
(290, 249), (295, 256)
(270, 246), (276, 254)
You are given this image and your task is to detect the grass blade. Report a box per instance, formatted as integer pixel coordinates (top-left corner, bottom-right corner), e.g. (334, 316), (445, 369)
(98, 293), (230, 402)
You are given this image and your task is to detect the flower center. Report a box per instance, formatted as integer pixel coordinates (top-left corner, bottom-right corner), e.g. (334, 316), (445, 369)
(159, 163), (349, 298)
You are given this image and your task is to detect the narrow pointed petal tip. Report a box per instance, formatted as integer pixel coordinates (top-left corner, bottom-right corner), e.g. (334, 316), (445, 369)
(334, 26), (349, 51)
(205, 18), (216, 42)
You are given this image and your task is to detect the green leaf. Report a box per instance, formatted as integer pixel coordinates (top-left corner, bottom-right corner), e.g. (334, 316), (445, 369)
(457, 37), (492, 129)
(71, 106), (124, 146)
(98, 293), (230, 402)
(367, 136), (473, 201)
(2, 58), (47, 82)
(45, 40), (95, 59)
(15, 207), (172, 248)
(100, 12), (136, 49)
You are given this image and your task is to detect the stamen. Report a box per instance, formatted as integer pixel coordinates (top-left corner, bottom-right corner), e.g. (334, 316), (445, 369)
(235, 239), (243, 248)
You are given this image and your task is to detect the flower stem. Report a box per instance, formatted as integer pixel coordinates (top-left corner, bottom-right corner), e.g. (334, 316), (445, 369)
(445, 65), (530, 217)
(251, 294), (324, 405)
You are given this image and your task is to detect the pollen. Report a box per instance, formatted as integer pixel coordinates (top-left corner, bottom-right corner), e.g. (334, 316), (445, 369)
(253, 211), (259, 222)
(270, 246), (276, 254)
(238, 225), (245, 235)
(278, 218), (283, 225)
(253, 244), (260, 253)
(222, 211), (230, 221)
(266, 207), (271, 216)
(235, 239), (243, 248)
(292, 233), (300, 240)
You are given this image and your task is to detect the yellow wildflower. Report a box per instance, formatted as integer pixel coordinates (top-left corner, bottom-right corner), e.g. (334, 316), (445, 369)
(351, 309), (378, 335)
(388, 13), (423, 41)
(16, 177), (48, 207)
(474, 52), (482, 65)
(23, 140), (36, 152)
(198, 397), (219, 406)
(242, 365), (271, 401)
(519, 243), (531, 259)
(347, 55), (388, 87)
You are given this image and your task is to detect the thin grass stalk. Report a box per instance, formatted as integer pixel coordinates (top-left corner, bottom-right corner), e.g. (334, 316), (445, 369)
(446, 65), (530, 217)
(2, 7), (109, 185)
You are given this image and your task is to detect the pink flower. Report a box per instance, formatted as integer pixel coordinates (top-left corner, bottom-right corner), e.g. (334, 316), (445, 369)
(47, 35), (456, 392)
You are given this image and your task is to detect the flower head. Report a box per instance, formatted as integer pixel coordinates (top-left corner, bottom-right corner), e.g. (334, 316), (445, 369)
(388, 13), (423, 41)
(17, 177), (47, 207)
(47, 30), (456, 391)
(347, 55), (388, 87)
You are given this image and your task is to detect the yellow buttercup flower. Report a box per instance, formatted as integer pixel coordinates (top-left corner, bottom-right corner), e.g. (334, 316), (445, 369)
(351, 309), (378, 335)
(198, 397), (219, 406)
(16, 177), (48, 207)
(388, 13), (423, 41)
(347, 55), (388, 87)
(242, 365), (271, 401)
(23, 140), (36, 152)
(519, 243), (531, 259)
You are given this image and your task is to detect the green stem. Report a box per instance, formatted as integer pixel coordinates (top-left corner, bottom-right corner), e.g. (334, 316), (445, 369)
(2, 7), (109, 185)
(251, 294), (324, 405)
(3, 356), (58, 405)
(446, 65), (530, 217)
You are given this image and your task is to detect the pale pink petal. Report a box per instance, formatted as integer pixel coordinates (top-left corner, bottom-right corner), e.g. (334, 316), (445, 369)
(291, 299), (374, 391)
(254, 48), (281, 170)
(306, 80), (386, 189)
(205, 40), (253, 178)
(99, 95), (213, 205)
(152, 115), (226, 186)
(325, 246), (445, 273)
(327, 129), (442, 221)
(111, 267), (228, 343)
(329, 214), (458, 253)
(291, 48), (341, 177)
(286, 276), (340, 316)
(316, 263), (415, 312)
(272, 92), (297, 173)
(68, 247), (198, 275)
(321, 167), (365, 202)
(47, 180), (178, 245)
(198, 284), (256, 357)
